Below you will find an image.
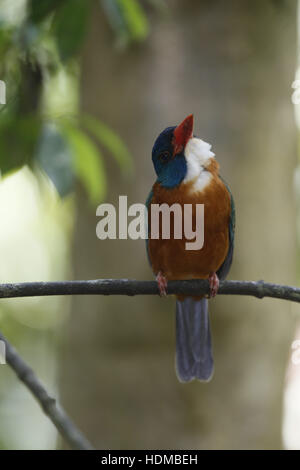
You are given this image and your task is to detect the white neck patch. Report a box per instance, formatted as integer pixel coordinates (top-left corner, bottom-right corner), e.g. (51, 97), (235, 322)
(183, 137), (215, 192)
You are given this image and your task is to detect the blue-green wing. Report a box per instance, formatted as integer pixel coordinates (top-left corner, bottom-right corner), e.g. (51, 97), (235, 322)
(217, 180), (235, 280)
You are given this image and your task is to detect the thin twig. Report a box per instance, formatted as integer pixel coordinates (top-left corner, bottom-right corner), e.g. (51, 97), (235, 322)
(0, 279), (299, 303)
(0, 331), (94, 450)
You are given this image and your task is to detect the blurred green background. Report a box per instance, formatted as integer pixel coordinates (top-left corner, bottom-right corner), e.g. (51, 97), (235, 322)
(0, 0), (299, 450)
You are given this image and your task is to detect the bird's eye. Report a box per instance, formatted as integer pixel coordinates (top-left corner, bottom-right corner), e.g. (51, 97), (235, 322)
(159, 151), (170, 162)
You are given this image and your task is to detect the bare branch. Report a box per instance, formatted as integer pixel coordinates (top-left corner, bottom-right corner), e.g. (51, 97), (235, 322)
(0, 279), (299, 303)
(0, 331), (94, 450)
(0, 278), (298, 449)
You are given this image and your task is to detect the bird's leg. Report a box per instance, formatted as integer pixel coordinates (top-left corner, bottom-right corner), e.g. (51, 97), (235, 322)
(156, 271), (168, 297)
(208, 272), (219, 298)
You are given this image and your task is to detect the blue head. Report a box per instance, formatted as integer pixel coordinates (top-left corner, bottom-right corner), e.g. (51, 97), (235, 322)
(152, 115), (194, 188)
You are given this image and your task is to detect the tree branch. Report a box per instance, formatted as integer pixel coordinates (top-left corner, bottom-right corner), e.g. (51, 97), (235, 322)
(0, 330), (94, 450)
(0, 278), (298, 450)
(0, 279), (299, 302)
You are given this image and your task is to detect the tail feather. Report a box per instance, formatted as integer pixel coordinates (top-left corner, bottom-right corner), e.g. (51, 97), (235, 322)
(176, 297), (213, 382)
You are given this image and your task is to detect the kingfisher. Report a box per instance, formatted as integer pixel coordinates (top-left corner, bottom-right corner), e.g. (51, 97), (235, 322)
(146, 114), (235, 382)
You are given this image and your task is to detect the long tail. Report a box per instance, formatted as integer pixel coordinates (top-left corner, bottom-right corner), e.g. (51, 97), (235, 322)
(176, 297), (214, 382)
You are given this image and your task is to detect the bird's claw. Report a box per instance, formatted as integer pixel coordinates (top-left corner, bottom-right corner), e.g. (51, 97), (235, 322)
(208, 272), (219, 298)
(156, 272), (168, 297)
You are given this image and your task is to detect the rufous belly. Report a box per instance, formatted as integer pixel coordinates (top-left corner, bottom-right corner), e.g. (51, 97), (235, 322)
(148, 175), (231, 280)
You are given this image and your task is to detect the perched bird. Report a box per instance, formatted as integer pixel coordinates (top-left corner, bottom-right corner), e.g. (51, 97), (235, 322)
(146, 114), (235, 382)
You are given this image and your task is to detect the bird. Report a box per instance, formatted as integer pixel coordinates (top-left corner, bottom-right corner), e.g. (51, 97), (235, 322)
(146, 114), (235, 382)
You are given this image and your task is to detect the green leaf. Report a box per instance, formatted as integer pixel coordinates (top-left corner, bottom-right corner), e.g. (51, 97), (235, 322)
(53, 0), (91, 62)
(28, 0), (62, 23)
(82, 115), (133, 176)
(0, 115), (41, 175)
(62, 123), (106, 203)
(35, 122), (74, 197)
(0, 26), (13, 56)
(101, 0), (129, 47)
(117, 0), (149, 41)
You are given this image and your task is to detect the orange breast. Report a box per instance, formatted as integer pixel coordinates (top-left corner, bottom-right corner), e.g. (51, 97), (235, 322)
(148, 166), (231, 281)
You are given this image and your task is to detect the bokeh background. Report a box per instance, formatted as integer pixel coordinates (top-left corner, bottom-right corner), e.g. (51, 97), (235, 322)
(0, 0), (299, 450)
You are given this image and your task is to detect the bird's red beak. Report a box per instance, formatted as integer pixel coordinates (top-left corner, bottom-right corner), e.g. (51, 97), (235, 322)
(173, 114), (194, 156)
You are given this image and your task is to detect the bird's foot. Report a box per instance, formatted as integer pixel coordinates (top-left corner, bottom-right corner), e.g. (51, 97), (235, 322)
(156, 272), (168, 297)
(208, 272), (219, 298)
